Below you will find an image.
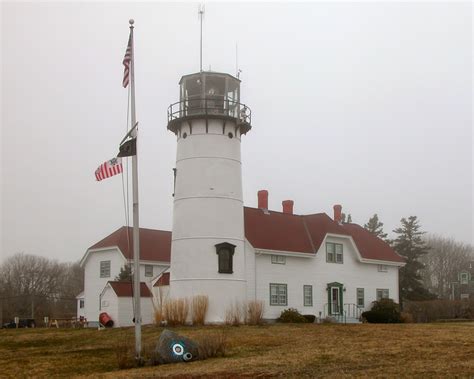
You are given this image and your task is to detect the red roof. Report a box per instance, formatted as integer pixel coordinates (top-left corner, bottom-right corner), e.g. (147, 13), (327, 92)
(244, 207), (314, 254)
(88, 209), (403, 264)
(244, 207), (404, 263)
(154, 272), (170, 286)
(339, 223), (404, 262)
(108, 281), (152, 297)
(89, 226), (171, 262)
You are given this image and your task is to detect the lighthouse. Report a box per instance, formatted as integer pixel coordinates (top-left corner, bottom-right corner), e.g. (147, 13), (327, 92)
(167, 71), (252, 322)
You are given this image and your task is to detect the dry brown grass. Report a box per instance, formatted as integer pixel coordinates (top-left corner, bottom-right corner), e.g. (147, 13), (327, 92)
(224, 301), (245, 326)
(196, 329), (228, 359)
(246, 300), (265, 325)
(0, 323), (473, 378)
(191, 295), (209, 326)
(163, 298), (189, 326)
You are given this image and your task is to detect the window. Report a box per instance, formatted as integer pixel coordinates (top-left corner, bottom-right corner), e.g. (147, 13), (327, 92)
(326, 242), (343, 263)
(378, 264), (388, 272)
(460, 272), (469, 284)
(215, 242), (235, 274)
(79, 299), (84, 309)
(376, 289), (389, 301)
(357, 288), (364, 308)
(271, 255), (286, 265)
(145, 265), (153, 277)
(460, 294), (469, 300)
(304, 285), (313, 306)
(100, 261), (111, 278)
(270, 283), (287, 306)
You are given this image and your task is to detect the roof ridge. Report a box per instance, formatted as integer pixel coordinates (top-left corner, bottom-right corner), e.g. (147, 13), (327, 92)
(301, 216), (316, 253)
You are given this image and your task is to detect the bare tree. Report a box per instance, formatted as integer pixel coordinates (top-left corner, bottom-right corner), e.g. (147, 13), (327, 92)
(0, 253), (84, 322)
(421, 235), (473, 299)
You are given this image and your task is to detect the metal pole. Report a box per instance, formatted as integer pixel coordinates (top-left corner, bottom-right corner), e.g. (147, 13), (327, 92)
(129, 19), (141, 362)
(199, 4), (204, 72)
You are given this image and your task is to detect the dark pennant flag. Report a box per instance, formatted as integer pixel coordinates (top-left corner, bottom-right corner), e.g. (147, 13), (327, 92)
(117, 138), (137, 157)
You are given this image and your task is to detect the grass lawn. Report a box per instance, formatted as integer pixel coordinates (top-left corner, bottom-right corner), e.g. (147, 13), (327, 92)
(0, 323), (473, 378)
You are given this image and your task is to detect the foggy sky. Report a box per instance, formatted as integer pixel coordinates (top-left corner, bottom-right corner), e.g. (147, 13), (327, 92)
(1, 2), (472, 263)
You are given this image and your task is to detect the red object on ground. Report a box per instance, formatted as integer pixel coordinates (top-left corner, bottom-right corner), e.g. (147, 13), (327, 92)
(99, 312), (114, 327)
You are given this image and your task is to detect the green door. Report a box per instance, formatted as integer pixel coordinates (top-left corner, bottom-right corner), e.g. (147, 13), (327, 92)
(327, 282), (344, 315)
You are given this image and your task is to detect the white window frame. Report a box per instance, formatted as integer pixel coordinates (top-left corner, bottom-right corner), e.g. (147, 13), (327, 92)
(357, 288), (364, 308)
(270, 283), (287, 306)
(460, 272), (469, 285)
(376, 288), (389, 301)
(378, 264), (388, 272)
(145, 264), (154, 277)
(326, 242), (343, 264)
(79, 299), (84, 309)
(100, 261), (111, 278)
(303, 285), (313, 306)
(271, 255), (286, 265)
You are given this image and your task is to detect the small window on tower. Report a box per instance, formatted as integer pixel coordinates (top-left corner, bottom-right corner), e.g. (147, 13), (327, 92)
(215, 242), (236, 274)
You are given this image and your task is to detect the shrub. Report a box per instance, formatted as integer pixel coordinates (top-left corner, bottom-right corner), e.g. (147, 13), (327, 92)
(403, 299), (474, 323)
(247, 300), (265, 325)
(362, 298), (401, 323)
(153, 285), (168, 326)
(277, 308), (307, 323)
(191, 295), (209, 326)
(163, 298), (189, 326)
(154, 308), (164, 326)
(322, 316), (337, 324)
(196, 330), (228, 359)
(303, 314), (316, 323)
(224, 301), (245, 326)
(400, 311), (414, 323)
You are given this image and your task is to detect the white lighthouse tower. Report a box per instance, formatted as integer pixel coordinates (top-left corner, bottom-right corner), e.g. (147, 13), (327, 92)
(167, 71), (252, 322)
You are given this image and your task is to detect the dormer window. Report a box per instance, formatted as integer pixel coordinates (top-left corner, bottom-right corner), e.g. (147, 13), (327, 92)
(100, 261), (111, 278)
(326, 243), (343, 264)
(215, 242), (236, 274)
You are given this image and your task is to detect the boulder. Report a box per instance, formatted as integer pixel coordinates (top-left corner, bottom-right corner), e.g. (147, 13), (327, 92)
(153, 329), (199, 364)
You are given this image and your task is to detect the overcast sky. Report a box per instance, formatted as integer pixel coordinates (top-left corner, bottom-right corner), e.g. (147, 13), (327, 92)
(1, 2), (472, 263)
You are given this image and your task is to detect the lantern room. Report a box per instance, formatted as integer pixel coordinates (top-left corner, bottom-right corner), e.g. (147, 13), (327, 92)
(167, 71), (252, 134)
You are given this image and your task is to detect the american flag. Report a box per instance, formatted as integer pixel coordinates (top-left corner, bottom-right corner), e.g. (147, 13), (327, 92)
(95, 157), (123, 181)
(122, 33), (132, 88)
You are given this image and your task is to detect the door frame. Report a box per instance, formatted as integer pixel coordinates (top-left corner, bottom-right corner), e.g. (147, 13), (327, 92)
(327, 282), (344, 315)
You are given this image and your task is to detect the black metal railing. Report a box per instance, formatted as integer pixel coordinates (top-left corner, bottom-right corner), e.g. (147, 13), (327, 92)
(167, 96), (252, 125)
(323, 303), (347, 324)
(344, 303), (362, 320)
(323, 303), (362, 324)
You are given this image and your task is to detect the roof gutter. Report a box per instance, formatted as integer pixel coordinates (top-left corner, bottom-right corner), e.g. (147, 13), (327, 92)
(254, 248), (315, 258)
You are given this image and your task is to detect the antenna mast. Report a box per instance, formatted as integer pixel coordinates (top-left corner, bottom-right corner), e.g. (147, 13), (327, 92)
(199, 3), (205, 72)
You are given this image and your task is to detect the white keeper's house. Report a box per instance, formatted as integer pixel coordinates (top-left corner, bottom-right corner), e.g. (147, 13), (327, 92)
(78, 71), (405, 325)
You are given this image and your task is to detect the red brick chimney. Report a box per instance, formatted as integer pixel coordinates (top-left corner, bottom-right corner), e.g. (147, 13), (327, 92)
(282, 200), (294, 215)
(333, 204), (342, 224)
(258, 190), (268, 209)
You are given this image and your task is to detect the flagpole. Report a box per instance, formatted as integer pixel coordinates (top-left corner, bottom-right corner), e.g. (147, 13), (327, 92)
(129, 18), (142, 362)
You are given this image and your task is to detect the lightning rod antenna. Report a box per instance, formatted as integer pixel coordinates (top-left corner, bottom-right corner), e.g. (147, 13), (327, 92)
(199, 3), (205, 72)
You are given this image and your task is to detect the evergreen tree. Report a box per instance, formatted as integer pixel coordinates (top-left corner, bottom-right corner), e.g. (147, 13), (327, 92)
(364, 214), (388, 240)
(115, 263), (133, 282)
(392, 216), (436, 302)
